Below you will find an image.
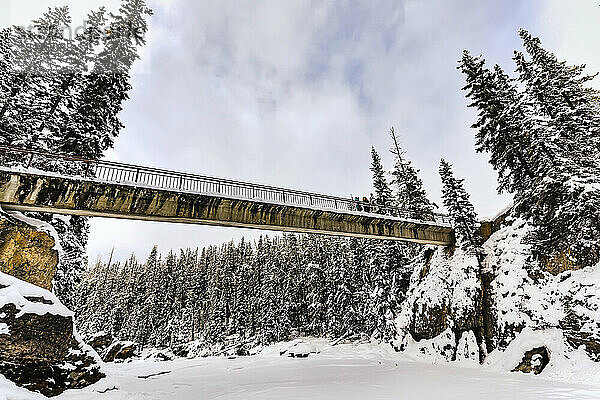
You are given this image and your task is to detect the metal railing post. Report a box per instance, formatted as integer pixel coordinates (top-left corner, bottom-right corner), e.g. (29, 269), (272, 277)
(134, 168), (140, 183)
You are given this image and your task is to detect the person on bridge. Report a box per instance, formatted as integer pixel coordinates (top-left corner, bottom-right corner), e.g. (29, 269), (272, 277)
(354, 197), (362, 212)
(362, 196), (371, 213)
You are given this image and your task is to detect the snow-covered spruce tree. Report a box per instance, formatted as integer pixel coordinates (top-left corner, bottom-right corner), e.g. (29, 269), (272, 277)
(458, 53), (534, 196)
(55, 3), (151, 307)
(324, 239), (362, 338)
(439, 159), (482, 256)
(25, 10), (106, 167)
(459, 30), (600, 267)
(363, 238), (411, 341)
(0, 7), (72, 152)
(370, 147), (394, 213)
(0, 2), (153, 307)
(366, 140), (416, 340)
(388, 127), (436, 221)
(0, 27), (15, 154)
(50, 215), (90, 309)
(60, 1), (153, 158)
(516, 29), (600, 154)
(513, 29), (600, 266)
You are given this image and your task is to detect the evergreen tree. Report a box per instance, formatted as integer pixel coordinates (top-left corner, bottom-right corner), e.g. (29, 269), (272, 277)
(459, 30), (600, 266)
(516, 29), (600, 154)
(513, 30), (600, 265)
(458, 53), (534, 196)
(389, 127), (436, 221)
(0, 27), (14, 151)
(370, 147), (393, 213)
(60, 1), (153, 158)
(51, 214), (90, 309)
(439, 159), (482, 255)
(0, 7), (72, 150)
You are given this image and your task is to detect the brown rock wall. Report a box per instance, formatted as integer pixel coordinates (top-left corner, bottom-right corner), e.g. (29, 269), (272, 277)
(0, 213), (58, 290)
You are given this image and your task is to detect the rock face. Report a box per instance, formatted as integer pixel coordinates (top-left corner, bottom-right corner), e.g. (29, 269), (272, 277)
(103, 341), (137, 362)
(0, 272), (104, 397)
(512, 347), (550, 375)
(0, 212), (58, 291)
(394, 246), (486, 362)
(395, 216), (600, 371)
(0, 212), (104, 397)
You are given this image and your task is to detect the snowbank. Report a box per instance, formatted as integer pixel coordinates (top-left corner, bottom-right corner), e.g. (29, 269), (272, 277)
(486, 328), (600, 384)
(51, 338), (600, 400)
(0, 374), (46, 400)
(0, 272), (73, 318)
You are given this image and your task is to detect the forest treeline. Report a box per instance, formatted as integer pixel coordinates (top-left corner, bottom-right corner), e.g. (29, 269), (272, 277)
(75, 235), (417, 349)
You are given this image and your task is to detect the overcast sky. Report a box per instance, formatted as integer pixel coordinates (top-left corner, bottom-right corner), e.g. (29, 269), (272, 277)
(2, 0), (599, 263)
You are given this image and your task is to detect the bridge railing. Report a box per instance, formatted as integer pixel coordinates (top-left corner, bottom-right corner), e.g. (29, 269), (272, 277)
(0, 146), (451, 225)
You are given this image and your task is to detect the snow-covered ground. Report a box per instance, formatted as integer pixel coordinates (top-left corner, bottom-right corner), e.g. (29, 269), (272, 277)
(3, 340), (597, 400)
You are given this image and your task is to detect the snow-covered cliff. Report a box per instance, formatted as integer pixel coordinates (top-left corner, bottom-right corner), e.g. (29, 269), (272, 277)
(394, 216), (600, 379)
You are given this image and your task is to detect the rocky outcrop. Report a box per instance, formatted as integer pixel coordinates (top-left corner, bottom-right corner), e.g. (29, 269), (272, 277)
(85, 331), (138, 362)
(394, 246), (486, 362)
(512, 347), (550, 375)
(540, 252), (583, 276)
(0, 211), (59, 291)
(87, 331), (114, 355)
(103, 341), (137, 362)
(0, 272), (104, 397)
(0, 211), (104, 397)
(395, 216), (600, 372)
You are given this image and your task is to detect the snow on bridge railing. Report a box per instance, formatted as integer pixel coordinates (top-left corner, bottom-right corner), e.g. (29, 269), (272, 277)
(0, 146), (451, 225)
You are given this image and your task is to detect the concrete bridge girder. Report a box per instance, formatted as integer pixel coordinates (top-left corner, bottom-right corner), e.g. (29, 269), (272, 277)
(0, 171), (455, 246)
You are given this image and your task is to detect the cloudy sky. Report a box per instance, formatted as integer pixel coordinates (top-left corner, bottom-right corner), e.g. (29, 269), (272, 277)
(2, 0), (599, 262)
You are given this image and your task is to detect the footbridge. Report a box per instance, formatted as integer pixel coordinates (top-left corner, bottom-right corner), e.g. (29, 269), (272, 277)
(0, 147), (454, 246)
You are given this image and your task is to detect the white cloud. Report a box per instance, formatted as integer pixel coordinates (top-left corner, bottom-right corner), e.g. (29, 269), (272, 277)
(537, 0), (600, 87)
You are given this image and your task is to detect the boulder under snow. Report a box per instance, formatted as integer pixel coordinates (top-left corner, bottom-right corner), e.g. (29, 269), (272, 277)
(0, 272), (104, 397)
(0, 210), (104, 397)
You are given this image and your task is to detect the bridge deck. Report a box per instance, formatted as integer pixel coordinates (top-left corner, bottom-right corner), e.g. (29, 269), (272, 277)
(0, 148), (454, 245)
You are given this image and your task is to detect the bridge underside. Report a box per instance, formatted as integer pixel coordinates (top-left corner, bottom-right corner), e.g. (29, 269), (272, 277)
(0, 171), (454, 246)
